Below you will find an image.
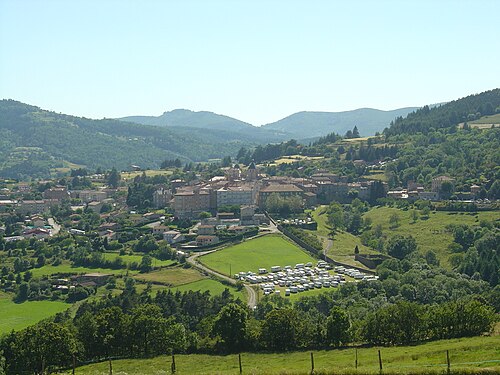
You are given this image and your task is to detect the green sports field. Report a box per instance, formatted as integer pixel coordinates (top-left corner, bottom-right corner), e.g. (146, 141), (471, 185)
(66, 334), (500, 374)
(0, 293), (69, 335)
(199, 234), (317, 276)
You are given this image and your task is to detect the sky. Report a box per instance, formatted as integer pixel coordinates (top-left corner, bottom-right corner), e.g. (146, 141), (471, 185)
(1, 0), (499, 125)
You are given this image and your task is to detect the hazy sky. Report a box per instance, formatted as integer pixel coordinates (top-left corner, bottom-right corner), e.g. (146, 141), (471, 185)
(1, 0), (499, 125)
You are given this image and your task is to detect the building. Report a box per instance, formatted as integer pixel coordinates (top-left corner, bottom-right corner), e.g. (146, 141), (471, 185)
(196, 235), (219, 247)
(23, 227), (51, 239)
(258, 184), (304, 209)
(163, 230), (185, 244)
(87, 201), (103, 213)
(216, 184), (256, 208)
(152, 225), (170, 235)
(43, 186), (69, 201)
(198, 225), (216, 235)
(17, 199), (58, 215)
(153, 187), (172, 208)
(77, 190), (108, 203)
(246, 162), (258, 181)
(431, 176), (455, 192)
(173, 188), (211, 219)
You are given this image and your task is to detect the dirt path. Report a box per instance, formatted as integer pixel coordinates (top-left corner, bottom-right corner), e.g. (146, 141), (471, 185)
(187, 250), (258, 309)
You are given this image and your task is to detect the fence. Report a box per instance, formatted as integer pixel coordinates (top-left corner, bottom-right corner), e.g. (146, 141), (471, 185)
(55, 349), (500, 375)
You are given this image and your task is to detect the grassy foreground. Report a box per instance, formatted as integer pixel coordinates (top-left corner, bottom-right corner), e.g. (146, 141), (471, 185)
(68, 335), (500, 374)
(200, 234), (316, 276)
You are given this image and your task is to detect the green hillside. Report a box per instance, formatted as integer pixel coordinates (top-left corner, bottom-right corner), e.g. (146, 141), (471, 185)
(67, 335), (500, 375)
(0, 100), (257, 178)
(262, 107), (418, 138)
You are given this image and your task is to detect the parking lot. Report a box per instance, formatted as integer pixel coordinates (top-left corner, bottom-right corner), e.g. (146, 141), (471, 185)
(235, 261), (378, 297)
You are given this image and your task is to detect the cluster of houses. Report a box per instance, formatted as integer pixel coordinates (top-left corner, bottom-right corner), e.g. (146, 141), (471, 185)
(2, 214), (54, 242)
(160, 165), (390, 220)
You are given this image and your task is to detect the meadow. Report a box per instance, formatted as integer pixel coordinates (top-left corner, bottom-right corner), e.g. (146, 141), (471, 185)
(134, 266), (204, 286)
(0, 292), (69, 335)
(101, 252), (175, 268)
(66, 335), (500, 374)
(363, 207), (499, 267)
(28, 262), (139, 278)
(310, 206), (374, 268)
(199, 234), (316, 276)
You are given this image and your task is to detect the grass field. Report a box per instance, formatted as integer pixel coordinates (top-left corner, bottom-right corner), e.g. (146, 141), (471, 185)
(271, 154), (325, 165)
(200, 234), (316, 276)
(364, 207), (499, 267)
(0, 292), (69, 335)
(67, 335), (500, 374)
(134, 266), (204, 286)
(102, 252), (175, 268)
(470, 113), (500, 125)
(28, 262), (139, 278)
(310, 206), (375, 268)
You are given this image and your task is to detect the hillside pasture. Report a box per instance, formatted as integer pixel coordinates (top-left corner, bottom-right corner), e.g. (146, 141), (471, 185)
(199, 234), (317, 276)
(134, 266), (204, 286)
(102, 252), (175, 268)
(0, 293), (69, 335)
(363, 207), (499, 267)
(28, 262), (138, 278)
(68, 334), (500, 374)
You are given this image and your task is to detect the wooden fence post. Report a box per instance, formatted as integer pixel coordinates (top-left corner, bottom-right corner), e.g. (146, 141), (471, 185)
(355, 348), (358, 370)
(310, 352), (315, 374)
(446, 350), (450, 375)
(171, 354), (176, 374)
(378, 350), (382, 374)
(108, 357), (112, 375)
(239, 353), (242, 374)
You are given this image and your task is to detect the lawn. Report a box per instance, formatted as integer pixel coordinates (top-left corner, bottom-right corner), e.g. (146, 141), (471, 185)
(67, 335), (500, 374)
(102, 252), (175, 268)
(364, 207), (500, 267)
(0, 293), (69, 335)
(199, 234), (316, 276)
(171, 279), (246, 300)
(28, 262), (138, 278)
(134, 266), (204, 286)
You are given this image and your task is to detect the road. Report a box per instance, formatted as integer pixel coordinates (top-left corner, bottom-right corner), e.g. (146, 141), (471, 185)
(186, 249), (257, 309)
(48, 218), (61, 236)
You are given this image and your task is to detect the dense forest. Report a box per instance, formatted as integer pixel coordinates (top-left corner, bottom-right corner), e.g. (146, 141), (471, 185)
(384, 89), (500, 136)
(0, 100), (258, 178)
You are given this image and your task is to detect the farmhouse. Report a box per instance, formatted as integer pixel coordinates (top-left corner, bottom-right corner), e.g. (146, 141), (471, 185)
(196, 235), (219, 246)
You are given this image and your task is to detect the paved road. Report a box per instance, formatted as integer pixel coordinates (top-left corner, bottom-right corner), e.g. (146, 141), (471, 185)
(186, 249), (258, 309)
(48, 218), (60, 236)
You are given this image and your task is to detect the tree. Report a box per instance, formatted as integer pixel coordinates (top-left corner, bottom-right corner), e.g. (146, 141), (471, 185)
(261, 309), (299, 351)
(386, 235), (417, 259)
(107, 167), (120, 188)
(410, 209), (419, 223)
(221, 156), (232, 167)
(326, 306), (350, 346)
(354, 245), (359, 255)
(199, 211), (212, 219)
(139, 255), (153, 273)
(389, 212), (400, 228)
(352, 125), (360, 138)
(212, 303), (248, 352)
(439, 181), (454, 199)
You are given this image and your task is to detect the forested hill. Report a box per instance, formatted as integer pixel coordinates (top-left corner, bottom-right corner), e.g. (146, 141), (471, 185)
(120, 109), (288, 143)
(0, 100), (257, 179)
(261, 107), (419, 138)
(384, 88), (500, 136)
